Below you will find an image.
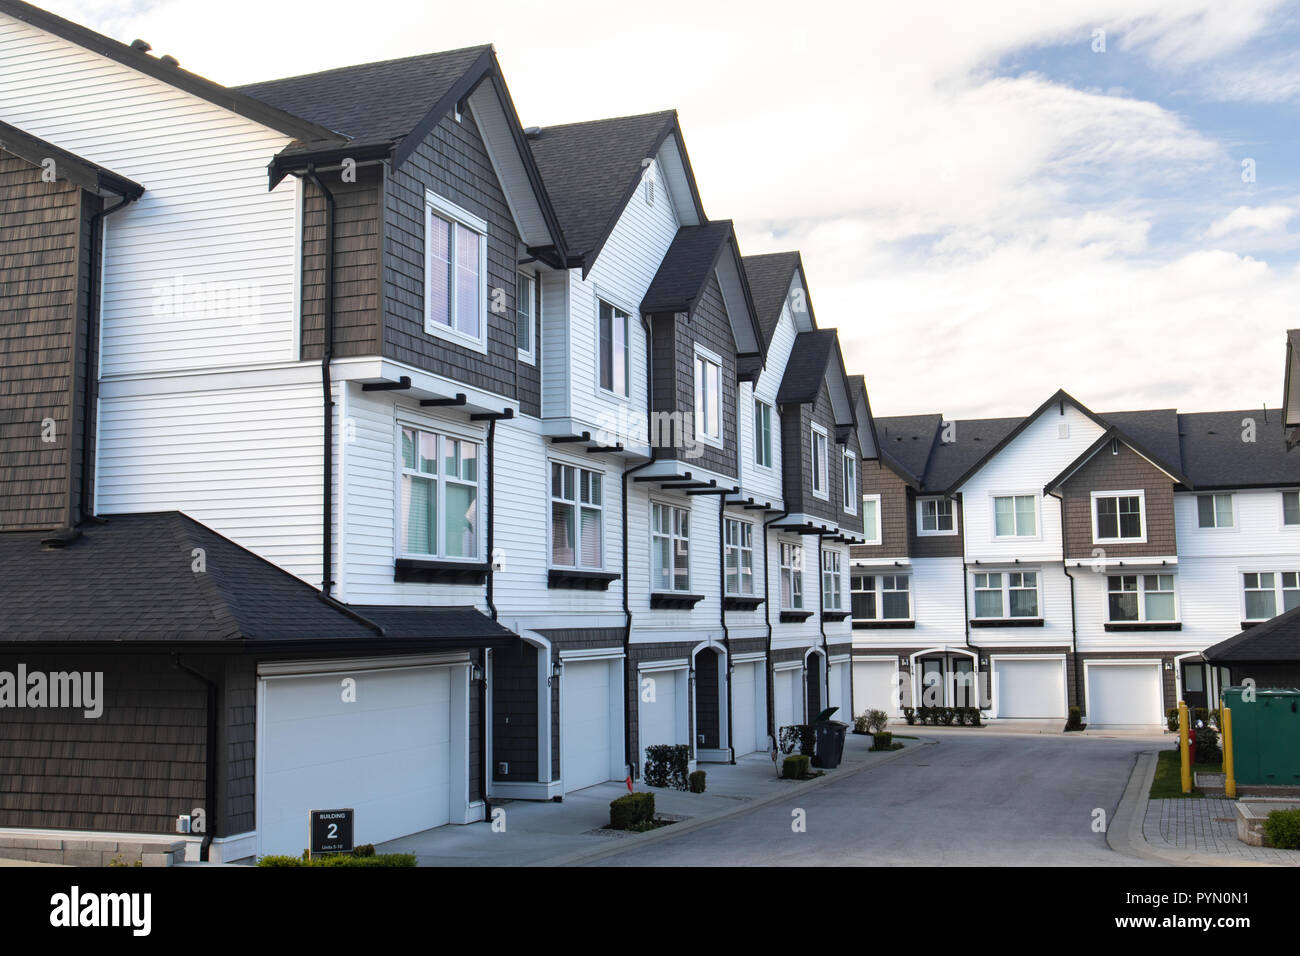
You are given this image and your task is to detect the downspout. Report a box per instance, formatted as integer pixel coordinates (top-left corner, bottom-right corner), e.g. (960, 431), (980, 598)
(718, 496), (734, 762)
(761, 508), (790, 742)
(172, 656), (218, 863)
(304, 165), (336, 598)
(817, 534), (829, 715)
(481, 416), (499, 817)
(79, 193), (137, 524)
(1049, 489), (1082, 714)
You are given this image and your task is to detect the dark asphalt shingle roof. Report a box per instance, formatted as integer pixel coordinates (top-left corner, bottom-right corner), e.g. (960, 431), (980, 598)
(742, 252), (803, 346)
(922, 417), (1023, 492)
(1204, 605), (1300, 663)
(236, 46), (491, 149)
(875, 415), (943, 485)
(776, 330), (838, 405)
(0, 120), (144, 198)
(0, 512), (514, 645)
(1103, 408), (1183, 474)
(527, 111), (677, 261)
(1176, 410), (1300, 487)
(641, 222), (733, 314)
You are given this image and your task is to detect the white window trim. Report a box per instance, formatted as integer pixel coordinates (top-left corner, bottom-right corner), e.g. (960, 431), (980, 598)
(1283, 489), (1300, 530)
(693, 342), (724, 449)
(1195, 492), (1237, 531)
(395, 420), (485, 563)
(723, 516), (755, 596)
(548, 460), (605, 571)
(971, 569), (1041, 620)
(516, 270), (537, 366)
(1240, 568), (1300, 621)
(990, 491), (1041, 541)
(851, 571), (912, 622)
(780, 540), (804, 610)
(811, 423), (830, 501)
(842, 449), (858, 515)
(595, 291), (633, 402)
(861, 493), (882, 546)
(916, 496), (957, 536)
(754, 398), (774, 470)
(1090, 489), (1147, 544)
(650, 500), (691, 593)
(821, 550), (843, 611)
(424, 189), (489, 354)
(1105, 572), (1180, 624)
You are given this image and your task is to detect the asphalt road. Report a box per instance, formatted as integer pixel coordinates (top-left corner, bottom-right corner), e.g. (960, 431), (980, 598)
(589, 730), (1167, 866)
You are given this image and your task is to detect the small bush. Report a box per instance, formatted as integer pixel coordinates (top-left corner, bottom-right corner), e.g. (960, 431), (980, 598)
(1065, 707), (1084, 731)
(902, 707), (917, 725)
(778, 725), (802, 755)
(688, 770), (706, 793)
(352, 843), (375, 858)
(969, 708), (982, 727)
(853, 714), (871, 734)
(781, 754), (812, 779)
(1263, 809), (1300, 849)
(258, 853), (416, 867)
(610, 792), (656, 830)
(643, 744), (690, 790)
(1166, 708), (1180, 732)
(939, 707), (956, 726)
(781, 724), (816, 756)
(1194, 725), (1222, 764)
(916, 706), (931, 725)
(864, 708), (889, 733)
(870, 731), (893, 751)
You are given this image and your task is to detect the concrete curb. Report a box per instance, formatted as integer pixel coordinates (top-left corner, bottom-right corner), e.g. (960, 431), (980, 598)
(1107, 751), (1274, 868)
(533, 737), (938, 867)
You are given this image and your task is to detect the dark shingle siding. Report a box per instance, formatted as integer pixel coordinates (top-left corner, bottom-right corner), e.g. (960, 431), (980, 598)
(492, 641), (538, 782)
(678, 276), (737, 478)
(1060, 442), (1177, 558)
(851, 460), (911, 560)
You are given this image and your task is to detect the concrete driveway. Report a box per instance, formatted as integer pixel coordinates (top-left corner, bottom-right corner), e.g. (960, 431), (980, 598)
(588, 728), (1168, 866)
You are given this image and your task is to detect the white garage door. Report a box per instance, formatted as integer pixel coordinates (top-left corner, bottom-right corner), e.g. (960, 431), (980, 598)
(731, 662), (765, 757)
(854, 660), (900, 717)
(639, 668), (681, 769)
(562, 660), (614, 792)
(260, 665), (453, 857)
(1087, 663), (1163, 727)
(994, 658), (1065, 718)
(774, 668), (797, 730)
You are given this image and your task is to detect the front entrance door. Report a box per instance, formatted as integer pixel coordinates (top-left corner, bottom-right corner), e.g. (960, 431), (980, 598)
(920, 657), (944, 707)
(1181, 661), (1207, 711)
(952, 657), (975, 707)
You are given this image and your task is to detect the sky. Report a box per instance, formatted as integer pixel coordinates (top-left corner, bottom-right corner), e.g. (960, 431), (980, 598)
(41, 0), (1300, 419)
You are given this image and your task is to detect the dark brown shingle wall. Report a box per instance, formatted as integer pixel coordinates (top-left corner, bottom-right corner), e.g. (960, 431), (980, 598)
(1060, 442), (1177, 558)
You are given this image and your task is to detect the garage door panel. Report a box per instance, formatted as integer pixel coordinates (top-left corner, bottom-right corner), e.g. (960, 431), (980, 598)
(732, 662), (762, 757)
(639, 669), (681, 768)
(994, 659), (1065, 719)
(563, 660), (614, 792)
(1087, 663), (1162, 727)
(853, 661), (899, 718)
(774, 669), (795, 729)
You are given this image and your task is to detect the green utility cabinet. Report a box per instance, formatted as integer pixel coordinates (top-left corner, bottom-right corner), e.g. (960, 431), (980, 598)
(1222, 687), (1300, 786)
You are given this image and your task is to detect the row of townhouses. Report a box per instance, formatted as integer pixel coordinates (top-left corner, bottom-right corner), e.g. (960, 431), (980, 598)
(0, 0), (1295, 865)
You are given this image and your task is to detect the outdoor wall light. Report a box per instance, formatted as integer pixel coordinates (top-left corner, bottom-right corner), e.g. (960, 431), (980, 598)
(552, 660), (563, 678)
(471, 664), (484, 681)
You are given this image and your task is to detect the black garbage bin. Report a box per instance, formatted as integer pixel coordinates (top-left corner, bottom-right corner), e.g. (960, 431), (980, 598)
(813, 720), (849, 769)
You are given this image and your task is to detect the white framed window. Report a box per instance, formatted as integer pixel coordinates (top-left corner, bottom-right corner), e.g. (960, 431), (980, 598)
(424, 191), (488, 352)
(1107, 573), (1177, 623)
(861, 494), (882, 545)
(1242, 571), (1300, 620)
(651, 502), (690, 592)
(694, 346), (723, 445)
(780, 542), (804, 610)
(1091, 491), (1145, 543)
(1281, 491), (1299, 527)
(1196, 493), (1234, 529)
(811, 425), (829, 500)
(822, 550), (843, 611)
(973, 571), (1039, 619)
(399, 426), (479, 560)
(842, 450), (857, 514)
(724, 517), (754, 595)
(993, 494), (1037, 538)
(851, 573), (911, 621)
(917, 496), (956, 535)
(551, 462), (603, 570)
(516, 271), (537, 364)
(598, 299), (630, 397)
(754, 400), (774, 468)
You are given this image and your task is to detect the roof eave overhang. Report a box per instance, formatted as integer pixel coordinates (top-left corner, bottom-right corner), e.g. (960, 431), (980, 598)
(267, 140), (393, 189)
(1042, 426), (1192, 495)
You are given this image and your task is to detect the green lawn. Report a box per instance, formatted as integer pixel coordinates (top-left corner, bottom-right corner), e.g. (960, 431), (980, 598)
(1149, 749), (1222, 799)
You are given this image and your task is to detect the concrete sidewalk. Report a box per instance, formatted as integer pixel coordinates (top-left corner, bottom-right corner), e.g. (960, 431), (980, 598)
(377, 732), (931, 866)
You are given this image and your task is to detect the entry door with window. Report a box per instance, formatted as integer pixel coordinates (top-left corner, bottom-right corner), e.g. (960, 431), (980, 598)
(952, 657), (975, 708)
(920, 657), (944, 707)
(1181, 662), (1207, 711)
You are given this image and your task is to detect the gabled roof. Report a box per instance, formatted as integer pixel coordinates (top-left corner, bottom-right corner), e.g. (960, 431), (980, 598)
(0, 120), (143, 199)
(0, 0), (335, 143)
(742, 252), (811, 348)
(1176, 410), (1300, 488)
(1203, 605), (1300, 664)
(775, 330), (856, 428)
(527, 110), (706, 274)
(1044, 423), (1192, 494)
(641, 221), (764, 359)
(873, 414), (943, 488)
(0, 512), (514, 648)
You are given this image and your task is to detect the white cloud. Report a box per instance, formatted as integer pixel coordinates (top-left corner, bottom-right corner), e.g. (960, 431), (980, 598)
(1205, 205), (1294, 239)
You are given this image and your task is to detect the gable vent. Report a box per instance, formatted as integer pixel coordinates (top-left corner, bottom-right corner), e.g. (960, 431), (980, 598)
(1058, 422), (1069, 439)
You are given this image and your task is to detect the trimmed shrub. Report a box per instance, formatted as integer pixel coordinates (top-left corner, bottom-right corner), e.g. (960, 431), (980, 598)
(1263, 809), (1300, 850)
(643, 744), (690, 790)
(258, 853), (416, 867)
(903, 707), (917, 725)
(1065, 707), (1084, 731)
(864, 709), (889, 733)
(688, 770), (707, 793)
(778, 725), (802, 755)
(870, 731), (893, 751)
(1194, 725), (1222, 764)
(781, 754), (812, 779)
(1166, 708), (1180, 733)
(939, 707), (956, 726)
(969, 708), (982, 727)
(609, 792), (656, 830)
(853, 714), (871, 734)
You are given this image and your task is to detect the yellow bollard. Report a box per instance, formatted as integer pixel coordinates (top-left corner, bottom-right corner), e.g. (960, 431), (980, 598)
(1222, 706), (1236, 799)
(1178, 700), (1191, 794)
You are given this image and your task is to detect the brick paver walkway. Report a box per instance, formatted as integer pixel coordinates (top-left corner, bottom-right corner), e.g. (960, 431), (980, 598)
(1144, 797), (1300, 864)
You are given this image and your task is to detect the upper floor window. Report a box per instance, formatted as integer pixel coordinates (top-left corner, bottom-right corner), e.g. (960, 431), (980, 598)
(1108, 574), (1176, 623)
(425, 192), (487, 352)
(1092, 491), (1144, 542)
(1196, 493), (1234, 529)
(1283, 491), (1299, 526)
(400, 426), (479, 560)
(822, 550), (843, 611)
(694, 347), (722, 445)
(1243, 571), (1300, 620)
(516, 272), (536, 363)
(811, 425), (829, 500)
(973, 571), (1039, 619)
(651, 502), (690, 592)
(754, 400), (773, 468)
(842, 451), (857, 514)
(917, 497), (955, 535)
(599, 300), (630, 397)
(724, 517), (754, 595)
(852, 573), (910, 621)
(861, 494), (882, 545)
(780, 542), (804, 610)
(551, 463), (602, 569)
(993, 494), (1037, 537)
